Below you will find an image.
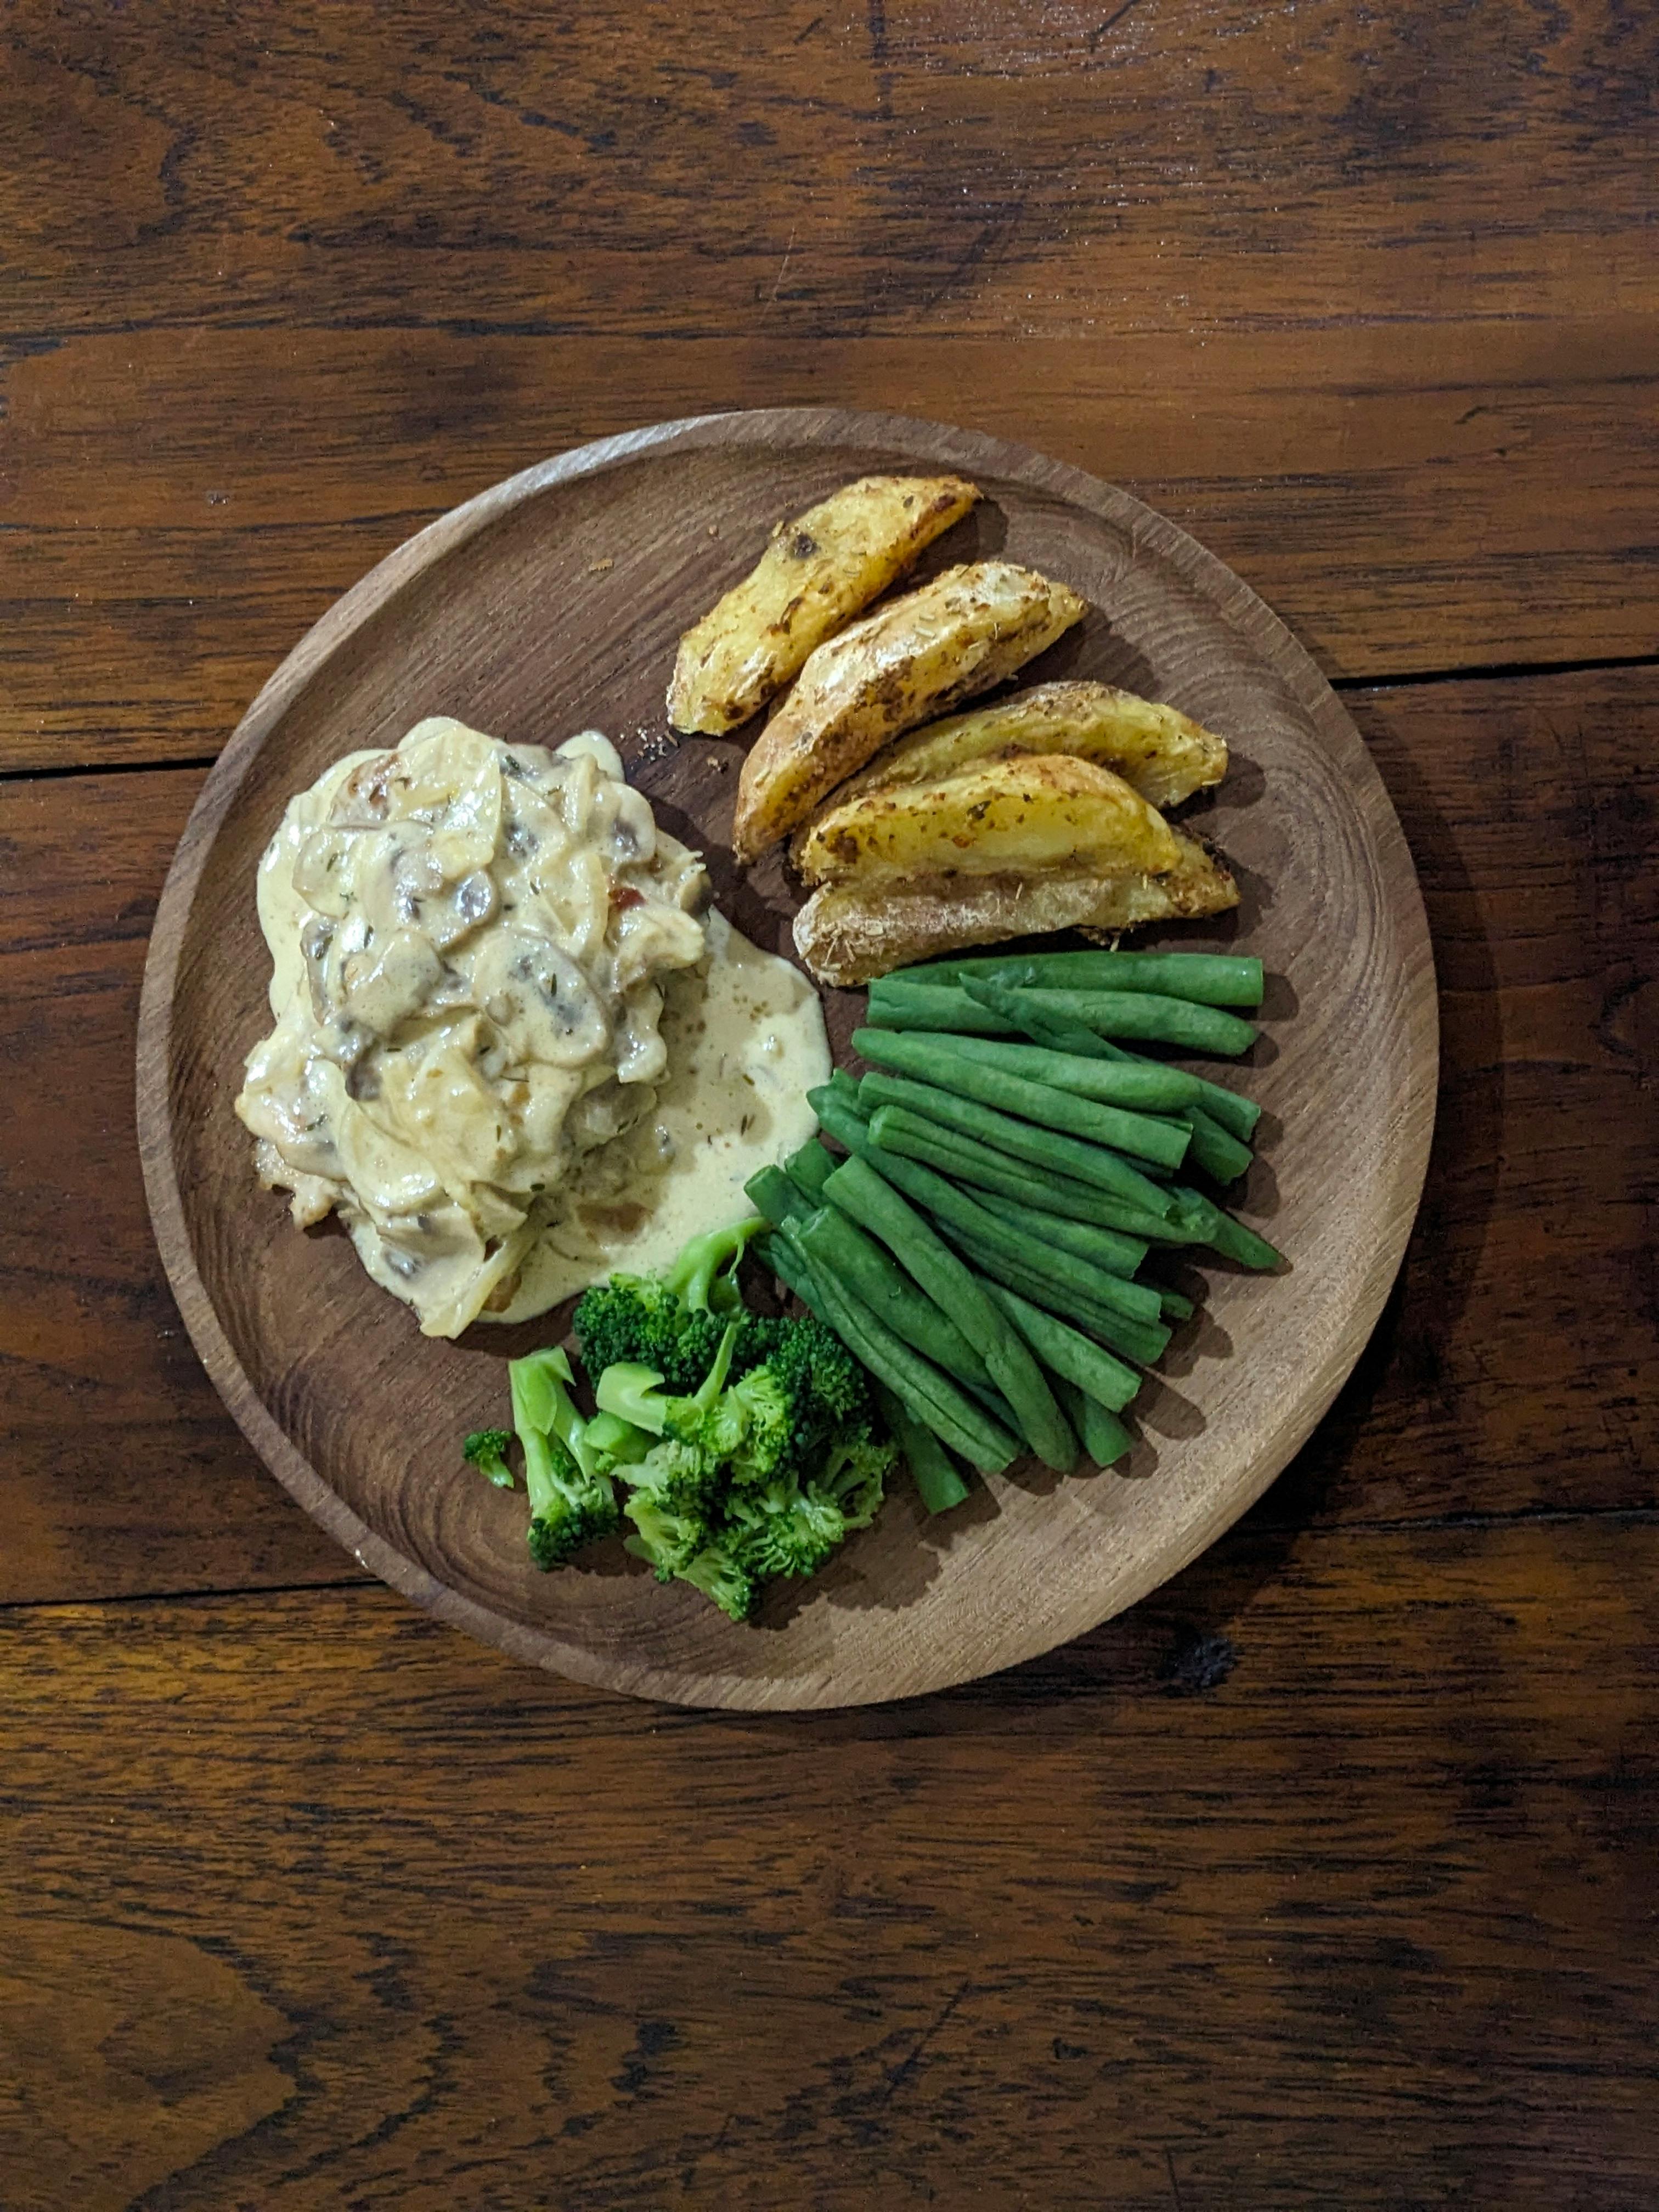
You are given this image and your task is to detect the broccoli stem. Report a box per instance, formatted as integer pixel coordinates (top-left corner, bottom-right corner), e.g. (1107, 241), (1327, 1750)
(509, 1346), (601, 1476)
(595, 1319), (741, 1434)
(665, 1217), (766, 1314)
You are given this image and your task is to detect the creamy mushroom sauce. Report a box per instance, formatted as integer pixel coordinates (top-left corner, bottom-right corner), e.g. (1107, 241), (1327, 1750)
(236, 717), (828, 1336)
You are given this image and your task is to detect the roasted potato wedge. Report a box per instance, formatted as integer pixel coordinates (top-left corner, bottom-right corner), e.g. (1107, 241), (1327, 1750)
(792, 830), (1239, 988)
(667, 473), (981, 736)
(806, 679), (1228, 825)
(794, 755), (1181, 889)
(731, 561), (1086, 862)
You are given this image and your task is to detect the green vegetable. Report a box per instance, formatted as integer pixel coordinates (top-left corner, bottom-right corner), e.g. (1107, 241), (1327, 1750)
(1177, 1103), (1255, 1184)
(897, 1029), (1206, 1113)
(857, 1066), (1176, 1217)
(509, 1346), (622, 1568)
(867, 977), (1021, 1036)
(837, 1133), (1165, 1329)
(874, 1383), (972, 1514)
(462, 1427), (515, 1488)
(980, 1282), (1142, 1412)
(1052, 1376), (1135, 1468)
(1011, 987), (1257, 1056)
(852, 1026), (1192, 1169)
(962, 979), (1262, 1141)
(936, 1218), (1171, 1368)
(868, 976), (1258, 1056)
(968, 1186), (1148, 1277)
(893, 948), (1265, 1007)
(864, 1103), (1181, 1240)
(484, 1225), (905, 1618)
(744, 1163), (814, 1228)
(820, 1156), (1077, 1473)
(572, 1217), (766, 1391)
(593, 1317), (740, 1439)
(1168, 1184), (1286, 1271)
(781, 1220), (1020, 1474)
(783, 1138), (838, 1200)
(792, 1199), (997, 1396)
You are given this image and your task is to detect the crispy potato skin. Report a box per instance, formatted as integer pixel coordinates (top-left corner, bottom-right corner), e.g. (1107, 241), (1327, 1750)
(806, 679), (1228, 822)
(667, 473), (980, 736)
(731, 561), (1086, 861)
(792, 831), (1239, 988)
(794, 754), (1181, 887)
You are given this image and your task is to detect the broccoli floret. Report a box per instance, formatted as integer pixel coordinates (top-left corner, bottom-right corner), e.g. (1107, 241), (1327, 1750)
(814, 1431), (896, 1532)
(509, 1346), (619, 1568)
(723, 1365), (795, 1485)
(574, 1278), (729, 1394)
(593, 1321), (741, 1449)
(722, 1315), (874, 1486)
(573, 1221), (765, 1390)
(627, 1436), (723, 1518)
(679, 1540), (760, 1624)
(722, 1479), (848, 1579)
(623, 1488), (715, 1578)
(462, 1427), (515, 1488)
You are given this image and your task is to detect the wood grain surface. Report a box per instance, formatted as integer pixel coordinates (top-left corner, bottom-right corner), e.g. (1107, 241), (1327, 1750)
(4, 1526), (1656, 2212)
(135, 410), (1436, 1706)
(5, 0), (1656, 2194)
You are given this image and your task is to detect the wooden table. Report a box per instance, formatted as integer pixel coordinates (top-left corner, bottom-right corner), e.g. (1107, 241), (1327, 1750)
(4, 7), (1655, 2204)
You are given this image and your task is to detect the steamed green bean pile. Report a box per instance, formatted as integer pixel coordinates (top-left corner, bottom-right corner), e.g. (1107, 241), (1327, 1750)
(744, 947), (1283, 1510)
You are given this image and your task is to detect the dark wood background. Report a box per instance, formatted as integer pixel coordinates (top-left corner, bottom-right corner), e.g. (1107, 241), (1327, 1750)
(3, 3), (1655, 2204)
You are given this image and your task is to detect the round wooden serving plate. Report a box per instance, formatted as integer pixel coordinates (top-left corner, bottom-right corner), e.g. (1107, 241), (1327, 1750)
(138, 408), (1436, 1710)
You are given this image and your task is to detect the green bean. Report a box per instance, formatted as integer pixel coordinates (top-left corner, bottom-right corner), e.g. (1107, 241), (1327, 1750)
(1157, 1285), (1197, 1322)
(896, 948), (1265, 1007)
(961, 977), (1127, 1059)
(937, 1218), (1171, 1367)
(1167, 1184), (1285, 1271)
(754, 1229), (822, 1315)
(866, 977), (1018, 1036)
(845, 1136), (1165, 1327)
(915, 1031), (1206, 1113)
(1179, 1104), (1255, 1184)
(857, 1067), (1176, 1217)
(821, 1156), (1077, 1472)
(795, 1203), (995, 1393)
(963, 979), (1262, 1140)
(980, 1282), (1142, 1412)
(864, 1104), (1187, 1242)
(852, 1028), (1191, 1170)
(784, 1138), (837, 1200)
(968, 1187), (1147, 1277)
(874, 1383), (970, 1514)
(774, 1222), (1020, 1473)
(1053, 1376), (1135, 1468)
(744, 1164), (813, 1228)
(1028, 988), (1257, 1056)
(825, 1066), (864, 1105)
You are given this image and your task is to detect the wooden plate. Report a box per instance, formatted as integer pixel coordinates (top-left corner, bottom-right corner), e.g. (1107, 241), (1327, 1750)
(138, 408), (1436, 1709)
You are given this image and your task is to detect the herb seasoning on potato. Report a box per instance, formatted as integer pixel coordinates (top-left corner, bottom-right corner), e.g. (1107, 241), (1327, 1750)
(667, 472), (980, 736)
(731, 559), (1086, 861)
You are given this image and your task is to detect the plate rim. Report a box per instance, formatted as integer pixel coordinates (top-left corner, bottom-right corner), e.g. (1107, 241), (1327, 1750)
(136, 404), (1438, 1709)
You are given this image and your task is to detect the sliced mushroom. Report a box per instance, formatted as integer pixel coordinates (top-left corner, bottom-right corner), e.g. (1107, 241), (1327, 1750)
(471, 929), (611, 1068)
